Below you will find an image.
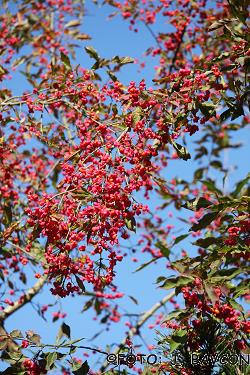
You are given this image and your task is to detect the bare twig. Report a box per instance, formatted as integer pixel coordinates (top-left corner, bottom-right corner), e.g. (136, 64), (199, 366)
(169, 25), (187, 74)
(100, 291), (175, 371)
(0, 275), (48, 321)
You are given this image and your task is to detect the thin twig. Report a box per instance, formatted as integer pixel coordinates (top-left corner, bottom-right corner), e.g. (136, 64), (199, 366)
(0, 275), (48, 321)
(100, 291), (175, 371)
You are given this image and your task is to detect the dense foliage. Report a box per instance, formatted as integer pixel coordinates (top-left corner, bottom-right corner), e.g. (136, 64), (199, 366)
(0, 0), (249, 374)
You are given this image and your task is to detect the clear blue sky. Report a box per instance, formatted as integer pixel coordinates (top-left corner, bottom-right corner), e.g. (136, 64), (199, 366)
(2, 1), (249, 373)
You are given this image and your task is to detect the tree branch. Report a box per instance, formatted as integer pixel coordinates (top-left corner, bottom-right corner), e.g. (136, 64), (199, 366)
(0, 275), (48, 322)
(169, 25), (187, 74)
(100, 291), (175, 372)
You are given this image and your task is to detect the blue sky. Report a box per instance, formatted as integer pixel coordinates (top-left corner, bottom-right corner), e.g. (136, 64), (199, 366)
(2, 1), (250, 373)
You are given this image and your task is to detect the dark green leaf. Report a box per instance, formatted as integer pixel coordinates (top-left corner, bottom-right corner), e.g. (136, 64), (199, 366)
(194, 168), (204, 180)
(45, 352), (57, 370)
(155, 241), (170, 258)
(190, 211), (219, 232)
(84, 46), (99, 61)
(134, 258), (157, 272)
(72, 360), (89, 375)
(183, 197), (212, 211)
(210, 160), (223, 170)
(159, 276), (194, 290)
(201, 180), (222, 195)
(75, 275), (86, 293)
(231, 105), (244, 120)
(231, 173), (250, 198)
(173, 234), (189, 245)
(156, 276), (166, 284)
(60, 52), (72, 70)
(81, 299), (93, 312)
(57, 322), (71, 341)
(211, 268), (242, 282)
(194, 237), (221, 248)
(107, 70), (118, 81)
(163, 309), (190, 322)
(227, 298), (243, 312)
(172, 142), (191, 161)
(124, 216), (136, 232)
(220, 108), (232, 122)
(199, 102), (216, 117)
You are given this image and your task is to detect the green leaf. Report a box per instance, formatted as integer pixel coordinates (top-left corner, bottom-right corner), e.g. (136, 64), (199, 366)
(231, 105), (244, 120)
(172, 142), (191, 161)
(119, 56), (134, 65)
(220, 108), (232, 122)
(232, 283), (250, 299)
(211, 268), (243, 282)
(72, 360), (89, 375)
(231, 173), (250, 198)
(199, 102), (216, 117)
(84, 46), (99, 61)
(194, 237), (221, 248)
(172, 329), (187, 342)
(0, 64), (8, 75)
(12, 56), (26, 68)
(107, 70), (118, 82)
(3, 205), (12, 224)
(227, 298), (244, 312)
(169, 330), (187, 353)
(183, 197), (212, 211)
(190, 211), (219, 232)
(60, 52), (72, 70)
(156, 276), (167, 284)
(201, 179), (222, 195)
(169, 338), (182, 352)
(65, 20), (81, 28)
(124, 216), (136, 232)
(112, 56), (134, 65)
(208, 20), (227, 31)
(26, 331), (41, 345)
(159, 276), (194, 290)
(210, 160), (223, 170)
(10, 330), (22, 338)
(57, 322), (71, 341)
(132, 107), (143, 124)
(194, 168), (204, 180)
(75, 275), (86, 293)
(75, 34), (91, 40)
(45, 352), (57, 370)
(81, 299), (93, 312)
(163, 309), (190, 322)
(197, 197), (213, 210)
(134, 258), (157, 272)
(155, 241), (170, 259)
(173, 234), (189, 245)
